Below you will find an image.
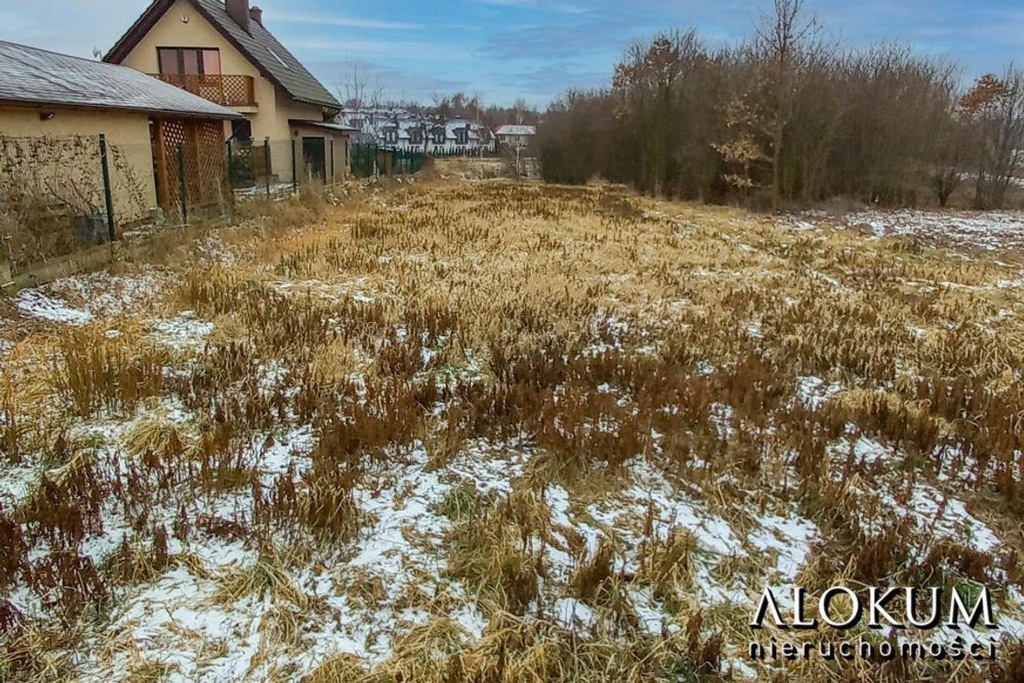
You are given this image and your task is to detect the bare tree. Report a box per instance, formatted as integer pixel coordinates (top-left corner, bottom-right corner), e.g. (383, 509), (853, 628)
(613, 32), (698, 196)
(337, 63), (391, 143)
(512, 98), (529, 126)
(754, 0), (820, 208)
(961, 68), (1024, 209)
(537, 6), (966, 209)
(930, 75), (968, 208)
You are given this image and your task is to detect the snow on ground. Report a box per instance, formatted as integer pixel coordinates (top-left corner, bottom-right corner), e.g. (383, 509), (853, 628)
(794, 375), (845, 410)
(13, 271), (168, 326)
(778, 209), (1024, 252)
(150, 311), (216, 349)
(46, 271), (168, 317)
(4, 214), (1024, 680)
(14, 288), (93, 325)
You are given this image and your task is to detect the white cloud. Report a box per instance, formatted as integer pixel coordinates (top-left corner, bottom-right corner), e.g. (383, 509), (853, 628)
(271, 13), (424, 31)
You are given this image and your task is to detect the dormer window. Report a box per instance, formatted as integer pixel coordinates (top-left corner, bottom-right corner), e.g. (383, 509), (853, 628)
(432, 128), (446, 144)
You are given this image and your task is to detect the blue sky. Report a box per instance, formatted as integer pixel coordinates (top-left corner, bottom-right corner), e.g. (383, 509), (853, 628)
(2, 0), (1023, 106)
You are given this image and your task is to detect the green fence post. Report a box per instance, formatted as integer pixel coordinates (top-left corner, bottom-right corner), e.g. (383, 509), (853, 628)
(98, 134), (116, 242)
(226, 139), (234, 190)
(177, 143), (187, 225)
(291, 137), (298, 193)
(264, 137), (271, 199)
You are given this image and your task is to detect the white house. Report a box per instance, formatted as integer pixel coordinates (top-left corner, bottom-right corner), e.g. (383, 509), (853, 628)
(495, 124), (537, 148)
(338, 108), (496, 156)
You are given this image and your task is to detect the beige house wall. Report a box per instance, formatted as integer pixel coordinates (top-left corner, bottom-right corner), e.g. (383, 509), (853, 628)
(115, 0), (345, 183)
(291, 124), (349, 185)
(0, 105), (157, 222)
(118, 0), (277, 134)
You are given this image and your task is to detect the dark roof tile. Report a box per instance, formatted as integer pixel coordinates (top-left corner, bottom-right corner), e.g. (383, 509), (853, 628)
(194, 0), (340, 110)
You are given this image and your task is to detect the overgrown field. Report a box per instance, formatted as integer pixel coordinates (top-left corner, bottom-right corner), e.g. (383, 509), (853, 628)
(1, 181), (1024, 682)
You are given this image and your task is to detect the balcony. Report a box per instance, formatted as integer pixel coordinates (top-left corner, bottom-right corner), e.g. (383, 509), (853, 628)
(151, 73), (256, 108)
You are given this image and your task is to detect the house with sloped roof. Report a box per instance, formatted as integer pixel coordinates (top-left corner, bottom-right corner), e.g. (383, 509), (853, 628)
(495, 124), (537, 148)
(338, 108), (497, 156)
(104, 0), (353, 186)
(0, 39), (240, 224)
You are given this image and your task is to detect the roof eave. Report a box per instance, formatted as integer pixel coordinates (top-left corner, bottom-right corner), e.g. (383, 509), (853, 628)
(293, 96), (342, 112)
(0, 98), (242, 120)
(104, 0), (174, 63)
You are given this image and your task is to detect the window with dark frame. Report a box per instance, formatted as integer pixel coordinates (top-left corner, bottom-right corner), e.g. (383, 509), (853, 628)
(157, 47), (222, 76)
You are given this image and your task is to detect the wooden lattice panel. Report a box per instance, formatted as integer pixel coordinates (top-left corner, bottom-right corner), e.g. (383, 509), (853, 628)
(153, 74), (255, 107)
(219, 76), (255, 107)
(153, 118), (228, 216)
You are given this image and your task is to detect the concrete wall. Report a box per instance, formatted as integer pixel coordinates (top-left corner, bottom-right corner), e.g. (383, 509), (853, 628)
(0, 105), (157, 222)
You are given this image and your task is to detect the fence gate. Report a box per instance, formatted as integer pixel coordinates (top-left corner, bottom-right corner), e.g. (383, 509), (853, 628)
(301, 137), (327, 184)
(350, 142), (378, 178)
(351, 143), (424, 178)
(393, 149), (425, 175)
(227, 140), (273, 189)
(152, 118), (230, 220)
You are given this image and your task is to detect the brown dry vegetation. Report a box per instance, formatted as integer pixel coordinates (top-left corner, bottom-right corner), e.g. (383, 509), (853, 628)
(0, 179), (1023, 682)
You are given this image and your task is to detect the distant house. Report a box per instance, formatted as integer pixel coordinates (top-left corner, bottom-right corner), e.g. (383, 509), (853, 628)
(0, 39), (240, 221)
(495, 124), (537, 148)
(104, 0), (353, 186)
(338, 108), (497, 156)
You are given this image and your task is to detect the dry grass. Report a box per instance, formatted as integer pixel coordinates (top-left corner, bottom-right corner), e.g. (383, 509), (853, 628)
(1, 178), (1023, 681)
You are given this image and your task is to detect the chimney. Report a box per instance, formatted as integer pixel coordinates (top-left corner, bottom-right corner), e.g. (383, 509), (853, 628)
(225, 0), (250, 33)
(249, 6), (263, 26)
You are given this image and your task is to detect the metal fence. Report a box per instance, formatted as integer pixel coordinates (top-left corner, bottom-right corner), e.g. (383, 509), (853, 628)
(228, 138), (354, 196)
(0, 132), (426, 278)
(0, 131), (235, 275)
(0, 134), (154, 273)
(350, 143), (425, 179)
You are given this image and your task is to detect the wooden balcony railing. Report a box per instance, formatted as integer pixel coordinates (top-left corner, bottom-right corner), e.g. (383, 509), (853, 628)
(151, 73), (256, 108)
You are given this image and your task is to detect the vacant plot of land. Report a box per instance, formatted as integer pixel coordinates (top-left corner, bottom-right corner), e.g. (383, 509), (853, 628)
(779, 207), (1024, 255)
(1, 181), (1023, 682)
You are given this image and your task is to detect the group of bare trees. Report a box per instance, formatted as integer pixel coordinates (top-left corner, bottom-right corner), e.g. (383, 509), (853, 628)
(538, 0), (1024, 209)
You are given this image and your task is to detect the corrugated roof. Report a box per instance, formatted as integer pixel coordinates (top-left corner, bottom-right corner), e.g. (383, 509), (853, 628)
(106, 0), (341, 112)
(0, 40), (241, 119)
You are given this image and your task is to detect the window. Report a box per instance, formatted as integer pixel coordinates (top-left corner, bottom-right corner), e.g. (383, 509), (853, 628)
(410, 128), (423, 145)
(455, 127), (469, 145)
(231, 119), (253, 143)
(433, 129), (446, 144)
(158, 48), (221, 75)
